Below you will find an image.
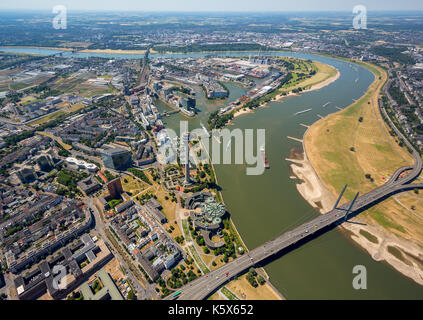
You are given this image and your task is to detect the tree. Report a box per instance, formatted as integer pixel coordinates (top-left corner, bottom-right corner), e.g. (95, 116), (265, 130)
(127, 290), (136, 300)
(248, 268), (257, 277)
(246, 273), (258, 288)
(257, 275), (266, 285)
(196, 235), (205, 246)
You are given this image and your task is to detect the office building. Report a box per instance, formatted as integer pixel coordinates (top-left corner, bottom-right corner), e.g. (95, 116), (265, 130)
(36, 154), (54, 172)
(107, 178), (123, 199)
(16, 167), (37, 184)
(101, 148), (132, 171)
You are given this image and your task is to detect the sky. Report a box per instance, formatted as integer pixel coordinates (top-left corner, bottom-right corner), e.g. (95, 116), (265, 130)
(0, 0), (423, 12)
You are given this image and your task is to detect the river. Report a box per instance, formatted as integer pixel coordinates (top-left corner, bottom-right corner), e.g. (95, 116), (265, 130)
(4, 47), (423, 299)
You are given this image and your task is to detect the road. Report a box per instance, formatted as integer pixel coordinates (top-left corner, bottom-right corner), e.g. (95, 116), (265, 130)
(85, 198), (159, 300)
(165, 96), (423, 300)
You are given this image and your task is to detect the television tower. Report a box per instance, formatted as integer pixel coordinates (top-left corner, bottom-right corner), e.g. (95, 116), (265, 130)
(183, 132), (191, 186)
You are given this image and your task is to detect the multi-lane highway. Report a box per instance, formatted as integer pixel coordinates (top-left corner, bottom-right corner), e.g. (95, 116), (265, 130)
(165, 97), (423, 301)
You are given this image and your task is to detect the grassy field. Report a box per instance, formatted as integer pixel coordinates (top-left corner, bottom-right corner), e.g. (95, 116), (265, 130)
(188, 245), (210, 274)
(20, 95), (41, 105)
(10, 82), (30, 90)
(296, 61), (338, 89)
(48, 72), (118, 98)
(220, 286), (240, 300)
(236, 59), (338, 112)
(121, 175), (147, 196)
(27, 103), (87, 127)
(305, 60), (423, 240)
(276, 59), (338, 95)
(27, 110), (66, 126)
(209, 274), (282, 300)
(181, 219), (190, 240)
(37, 131), (72, 150)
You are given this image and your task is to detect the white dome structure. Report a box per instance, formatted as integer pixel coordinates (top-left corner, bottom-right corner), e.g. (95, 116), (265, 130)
(65, 157), (98, 172)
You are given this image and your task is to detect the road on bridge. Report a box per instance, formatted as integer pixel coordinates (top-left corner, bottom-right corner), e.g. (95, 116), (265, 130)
(165, 91), (423, 301)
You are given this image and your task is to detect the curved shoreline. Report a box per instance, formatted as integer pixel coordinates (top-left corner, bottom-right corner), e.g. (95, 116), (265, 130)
(290, 61), (423, 286)
(291, 131), (423, 286)
(212, 61), (340, 300)
(199, 135), (285, 300)
(232, 66), (340, 120)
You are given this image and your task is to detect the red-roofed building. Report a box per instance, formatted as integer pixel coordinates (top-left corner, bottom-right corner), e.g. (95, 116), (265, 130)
(97, 171), (108, 184)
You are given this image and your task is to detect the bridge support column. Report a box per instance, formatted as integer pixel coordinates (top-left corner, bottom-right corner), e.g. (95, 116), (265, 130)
(333, 184), (348, 210)
(345, 192), (359, 221)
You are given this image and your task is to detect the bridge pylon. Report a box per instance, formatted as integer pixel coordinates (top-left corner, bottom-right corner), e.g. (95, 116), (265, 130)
(333, 184), (348, 210)
(344, 192), (359, 221)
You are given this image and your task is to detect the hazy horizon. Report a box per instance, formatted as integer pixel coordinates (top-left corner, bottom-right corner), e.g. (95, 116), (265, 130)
(0, 0), (423, 13)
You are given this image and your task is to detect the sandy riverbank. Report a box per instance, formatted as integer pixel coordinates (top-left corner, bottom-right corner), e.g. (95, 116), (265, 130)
(288, 132), (423, 286)
(214, 64), (340, 299)
(273, 69), (340, 102)
(232, 68), (340, 120)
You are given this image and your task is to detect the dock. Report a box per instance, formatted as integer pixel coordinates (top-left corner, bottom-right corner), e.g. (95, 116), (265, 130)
(287, 136), (303, 143)
(317, 114), (324, 119)
(294, 108), (312, 116)
(161, 110), (180, 117)
(300, 123), (310, 128)
(336, 106), (343, 111)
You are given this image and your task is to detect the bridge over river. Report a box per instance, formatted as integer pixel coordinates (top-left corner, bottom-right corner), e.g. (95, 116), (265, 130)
(165, 94), (423, 300)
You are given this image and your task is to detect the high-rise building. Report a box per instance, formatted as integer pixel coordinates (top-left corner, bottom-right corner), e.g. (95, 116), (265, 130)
(182, 132), (191, 186)
(16, 167), (37, 184)
(107, 178), (123, 199)
(36, 154), (53, 172)
(101, 148), (132, 171)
